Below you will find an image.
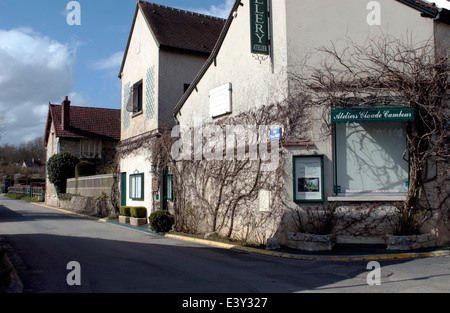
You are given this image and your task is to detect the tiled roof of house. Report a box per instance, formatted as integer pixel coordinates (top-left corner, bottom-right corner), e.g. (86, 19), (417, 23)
(119, 1), (226, 78)
(140, 2), (226, 54)
(396, 0), (441, 16)
(44, 103), (121, 146)
(22, 159), (44, 168)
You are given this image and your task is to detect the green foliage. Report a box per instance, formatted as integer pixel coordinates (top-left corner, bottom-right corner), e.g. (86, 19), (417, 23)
(149, 210), (174, 233)
(130, 207), (147, 218)
(119, 206), (131, 217)
(4, 194), (43, 202)
(47, 152), (79, 194)
(75, 161), (96, 178)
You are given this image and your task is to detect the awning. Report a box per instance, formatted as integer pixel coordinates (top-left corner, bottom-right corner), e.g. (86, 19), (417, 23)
(331, 107), (415, 124)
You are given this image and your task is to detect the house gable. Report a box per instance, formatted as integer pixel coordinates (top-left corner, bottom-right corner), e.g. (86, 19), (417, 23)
(119, 1), (226, 140)
(173, 0), (449, 118)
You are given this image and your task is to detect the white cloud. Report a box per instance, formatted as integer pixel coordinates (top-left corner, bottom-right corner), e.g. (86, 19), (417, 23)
(92, 51), (124, 71)
(0, 28), (76, 145)
(424, 0), (450, 10)
(186, 0), (235, 18)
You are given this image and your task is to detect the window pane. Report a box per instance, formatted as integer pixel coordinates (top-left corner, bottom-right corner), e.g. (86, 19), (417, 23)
(335, 122), (409, 192)
(129, 174), (143, 200)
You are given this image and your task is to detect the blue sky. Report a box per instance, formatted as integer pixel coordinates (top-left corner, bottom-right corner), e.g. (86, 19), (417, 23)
(0, 0), (448, 146)
(0, 0), (234, 145)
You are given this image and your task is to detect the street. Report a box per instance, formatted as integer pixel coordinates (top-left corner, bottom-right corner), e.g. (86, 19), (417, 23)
(0, 195), (449, 294)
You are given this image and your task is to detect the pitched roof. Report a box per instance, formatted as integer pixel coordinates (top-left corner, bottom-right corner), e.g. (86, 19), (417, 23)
(141, 2), (226, 53)
(397, 0), (440, 17)
(44, 104), (121, 146)
(22, 159), (44, 168)
(119, 1), (226, 78)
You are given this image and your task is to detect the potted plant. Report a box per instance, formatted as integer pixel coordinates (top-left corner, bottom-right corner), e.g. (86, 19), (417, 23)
(118, 206), (131, 224)
(286, 206), (336, 252)
(385, 205), (437, 250)
(130, 207), (147, 226)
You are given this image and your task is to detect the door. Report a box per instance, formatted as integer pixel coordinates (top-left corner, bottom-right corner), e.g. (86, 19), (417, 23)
(121, 173), (127, 207)
(161, 168), (172, 211)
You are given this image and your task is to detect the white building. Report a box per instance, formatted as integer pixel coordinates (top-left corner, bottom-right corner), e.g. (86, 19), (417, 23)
(117, 1), (225, 215)
(173, 0), (450, 246)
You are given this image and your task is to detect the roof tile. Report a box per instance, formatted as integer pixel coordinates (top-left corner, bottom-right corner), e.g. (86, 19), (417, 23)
(46, 104), (121, 143)
(139, 1), (226, 54)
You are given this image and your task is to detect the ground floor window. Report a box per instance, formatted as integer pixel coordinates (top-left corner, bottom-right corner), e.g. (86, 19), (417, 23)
(333, 121), (409, 194)
(130, 173), (144, 200)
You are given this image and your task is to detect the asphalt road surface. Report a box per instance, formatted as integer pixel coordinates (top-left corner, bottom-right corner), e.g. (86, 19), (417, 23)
(0, 195), (449, 294)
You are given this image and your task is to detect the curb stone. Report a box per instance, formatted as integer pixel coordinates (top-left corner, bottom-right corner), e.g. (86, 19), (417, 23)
(165, 234), (450, 262)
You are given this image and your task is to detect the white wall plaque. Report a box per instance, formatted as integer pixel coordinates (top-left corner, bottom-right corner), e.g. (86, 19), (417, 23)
(210, 83), (232, 118)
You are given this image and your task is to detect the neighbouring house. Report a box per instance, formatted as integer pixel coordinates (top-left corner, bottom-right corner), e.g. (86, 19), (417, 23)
(116, 1), (225, 215)
(44, 96), (121, 206)
(21, 158), (45, 172)
(172, 0), (450, 246)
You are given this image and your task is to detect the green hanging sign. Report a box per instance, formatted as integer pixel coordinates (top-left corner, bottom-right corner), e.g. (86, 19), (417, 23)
(250, 0), (269, 55)
(331, 107), (415, 123)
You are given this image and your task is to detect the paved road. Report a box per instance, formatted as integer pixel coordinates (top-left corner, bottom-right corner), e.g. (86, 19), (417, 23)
(0, 195), (449, 294)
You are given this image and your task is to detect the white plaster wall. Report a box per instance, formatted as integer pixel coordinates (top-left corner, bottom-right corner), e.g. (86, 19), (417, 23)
(177, 0), (289, 127)
(159, 50), (209, 127)
(120, 8), (160, 141)
(285, 0), (435, 73)
(45, 121), (58, 205)
(119, 147), (155, 217)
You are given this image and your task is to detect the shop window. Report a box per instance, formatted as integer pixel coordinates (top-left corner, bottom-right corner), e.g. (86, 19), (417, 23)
(130, 173), (144, 200)
(334, 122), (409, 195)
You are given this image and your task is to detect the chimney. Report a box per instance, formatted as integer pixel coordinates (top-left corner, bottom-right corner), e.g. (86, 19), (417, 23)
(62, 96), (71, 130)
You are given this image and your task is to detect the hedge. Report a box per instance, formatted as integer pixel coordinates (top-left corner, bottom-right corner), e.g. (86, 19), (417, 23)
(119, 206), (131, 217)
(131, 207), (147, 218)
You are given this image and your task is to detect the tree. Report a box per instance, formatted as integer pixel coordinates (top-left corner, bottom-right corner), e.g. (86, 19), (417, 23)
(0, 116), (3, 142)
(292, 35), (449, 235)
(46, 152), (79, 194)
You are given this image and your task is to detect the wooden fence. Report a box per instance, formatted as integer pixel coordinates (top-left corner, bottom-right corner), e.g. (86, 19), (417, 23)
(66, 174), (114, 197)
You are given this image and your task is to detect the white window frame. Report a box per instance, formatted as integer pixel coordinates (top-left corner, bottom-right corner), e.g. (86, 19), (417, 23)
(129, 173), (144, 201)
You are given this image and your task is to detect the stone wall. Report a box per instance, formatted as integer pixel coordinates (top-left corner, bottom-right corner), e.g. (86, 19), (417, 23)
(386, 234), (438, 251)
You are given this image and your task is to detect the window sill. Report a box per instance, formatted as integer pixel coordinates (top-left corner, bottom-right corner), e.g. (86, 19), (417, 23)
(132, 111), (143, 118)
(328, 194), (407, 202)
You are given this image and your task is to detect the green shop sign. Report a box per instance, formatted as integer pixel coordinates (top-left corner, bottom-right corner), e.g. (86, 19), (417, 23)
(331, 107), (415, 123)
(250, 0), (269, 55)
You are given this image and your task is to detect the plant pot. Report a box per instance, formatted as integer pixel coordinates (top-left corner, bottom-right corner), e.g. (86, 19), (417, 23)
(118, 215), (130, 224)
(130, 217), (147, 226)
(385, 234), (437, 251)
(287, 232), (336, 251)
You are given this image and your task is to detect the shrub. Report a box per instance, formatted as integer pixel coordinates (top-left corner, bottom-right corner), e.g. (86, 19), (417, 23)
(131, 207), (147, 218)
(47, 152), (79, 194)
(149, 210), (174, 233)
(119, 206), (131, 217)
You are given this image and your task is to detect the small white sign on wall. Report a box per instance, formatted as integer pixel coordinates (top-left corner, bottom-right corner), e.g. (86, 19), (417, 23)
(210, 83), (232, 118)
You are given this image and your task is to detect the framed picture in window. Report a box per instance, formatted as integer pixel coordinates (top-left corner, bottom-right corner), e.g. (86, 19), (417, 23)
(293, 155), (324, 202)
